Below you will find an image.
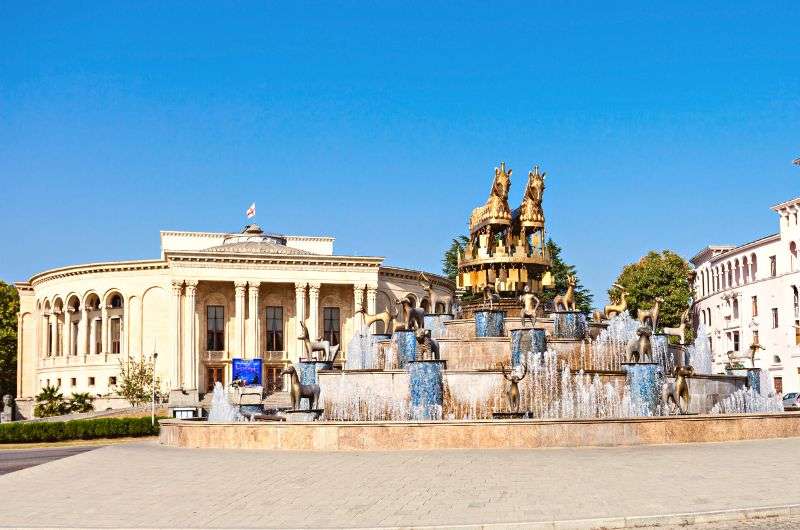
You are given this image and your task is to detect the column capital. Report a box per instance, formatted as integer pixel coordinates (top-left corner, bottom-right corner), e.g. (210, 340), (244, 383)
(366, 283), (379, 292)
(170, 280), (183, 295)
(308, 282), (321, 295)
(248, 282), (261, 292)
(234, 280), (248, 293)
(184, 279), (199, 289)
(294, 282), (307, 292)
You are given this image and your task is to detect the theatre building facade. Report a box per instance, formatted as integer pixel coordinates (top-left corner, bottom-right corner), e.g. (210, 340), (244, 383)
(14, 225), (454, 417)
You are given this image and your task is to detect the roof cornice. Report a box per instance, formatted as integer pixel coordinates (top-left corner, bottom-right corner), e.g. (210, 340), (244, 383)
(27, 260), (169, 286)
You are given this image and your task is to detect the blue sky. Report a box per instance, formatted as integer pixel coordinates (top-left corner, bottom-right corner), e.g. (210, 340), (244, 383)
(2, 2), (799, 305)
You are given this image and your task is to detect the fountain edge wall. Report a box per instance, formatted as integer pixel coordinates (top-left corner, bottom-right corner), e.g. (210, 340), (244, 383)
(160, 412), (800, 451)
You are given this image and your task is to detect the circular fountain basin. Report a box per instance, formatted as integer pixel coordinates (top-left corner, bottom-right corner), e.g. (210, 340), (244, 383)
(551, 311), (588, 340)
(509, 328), (547, 367)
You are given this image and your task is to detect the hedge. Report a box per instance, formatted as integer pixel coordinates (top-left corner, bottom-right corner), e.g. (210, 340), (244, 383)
(0, 416), (162, 444)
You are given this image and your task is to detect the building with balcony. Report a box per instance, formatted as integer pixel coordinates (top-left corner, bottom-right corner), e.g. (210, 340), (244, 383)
(14, 224), (454, 417)
(691, 197), (800, 394)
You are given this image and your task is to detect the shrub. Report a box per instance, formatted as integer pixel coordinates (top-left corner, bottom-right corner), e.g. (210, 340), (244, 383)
(33, 384), (69, 417)
(0, 416), (162, 444)
(67, 392), (95, 413)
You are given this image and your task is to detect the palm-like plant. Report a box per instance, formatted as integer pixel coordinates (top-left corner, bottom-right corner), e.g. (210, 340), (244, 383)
(68, 392), (95, 413)
(34, 384), (69, 417)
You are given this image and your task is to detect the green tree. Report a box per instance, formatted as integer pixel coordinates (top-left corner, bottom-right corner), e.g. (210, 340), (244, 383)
(34, 384), (69, 417)
(0, 281), (19, 398)
(67, 392), (95, 413)
(442, 235), (469, 281)
(610, 250), (693, 330)
(118, 357), (159, 407)
(540, 239), (593, 314)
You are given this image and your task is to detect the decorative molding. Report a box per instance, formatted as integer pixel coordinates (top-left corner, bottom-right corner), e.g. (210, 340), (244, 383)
(27, 260), (168, 287)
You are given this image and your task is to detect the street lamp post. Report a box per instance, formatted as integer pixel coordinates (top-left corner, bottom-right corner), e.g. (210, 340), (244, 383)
(151, 352), (158, 426)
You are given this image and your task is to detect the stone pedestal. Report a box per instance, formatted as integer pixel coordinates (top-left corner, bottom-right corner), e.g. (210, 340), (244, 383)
(623, 362), (664, 416)
(474, 310), (505, 338)
(509, 328), (547, 367)
(408, 360), (445, 420)
(393, 330), (418, 368)
(551, 311), (587, 340)
(297, 360), (332, 410)
(746, 368), (765, 394)
(283, 409), (323, 423)
(423, 314), (454, 339)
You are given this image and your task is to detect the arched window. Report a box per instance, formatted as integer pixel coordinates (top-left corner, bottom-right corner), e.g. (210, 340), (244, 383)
(420, 298), (430, 314)
(110, 294), (123, 308)
(66, 295), (80, 355)
(751, 253), (758, 280)
(734, 259), (741, 285)
(732, 298), (739, 319)
(743, 256), (749, 283)
(434, 301), (446, 314)
(105, 292), (125, 354)
(727, 262), (733, 288)
(791, 242), (798, 272)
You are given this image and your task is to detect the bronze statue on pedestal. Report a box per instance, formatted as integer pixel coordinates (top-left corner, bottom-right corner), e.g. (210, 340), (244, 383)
(519, 285), (540, 328)
(553, 274), (577, 311)
(280, 365), (320, 410)
(501, 362), (528, 413)
(625, 326), (653, 363)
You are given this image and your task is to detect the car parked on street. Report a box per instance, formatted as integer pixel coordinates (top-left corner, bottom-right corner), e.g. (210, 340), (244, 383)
(782, 392), (800, 410)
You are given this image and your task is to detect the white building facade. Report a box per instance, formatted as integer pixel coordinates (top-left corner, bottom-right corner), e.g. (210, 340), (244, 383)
(691, 197), (800, 395)
(14, 225), (454, 417)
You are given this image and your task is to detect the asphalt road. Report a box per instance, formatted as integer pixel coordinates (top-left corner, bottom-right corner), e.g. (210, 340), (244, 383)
(0, 446), (100, 475)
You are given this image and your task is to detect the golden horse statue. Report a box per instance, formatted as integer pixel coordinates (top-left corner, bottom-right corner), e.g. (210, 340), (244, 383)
(519, 165), (545, 227)
(469, 162), (512, 232)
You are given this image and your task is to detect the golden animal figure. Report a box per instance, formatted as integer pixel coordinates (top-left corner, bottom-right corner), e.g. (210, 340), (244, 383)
(469, 162), (512, 231)
(637, 296), (664, 330)
(395, 296), (425, 331)
(625, 326), (653, 363)
(298, 322), (340, 362)
(553, 274), (577, 311)
(604, 284), (628, 319)
(356, 305), (398, 334)
(519, 284), (540, 328)
(280, 365), (320, 411)
(501, 362), (528, 413)
(519, 165), (546, 227)
(483, 284), (500, 310)
(662, 308), (690, 345)
(663, 366), (694, 414)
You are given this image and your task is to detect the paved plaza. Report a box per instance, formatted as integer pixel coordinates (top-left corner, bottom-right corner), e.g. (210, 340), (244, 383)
(1, 438), (800, 529)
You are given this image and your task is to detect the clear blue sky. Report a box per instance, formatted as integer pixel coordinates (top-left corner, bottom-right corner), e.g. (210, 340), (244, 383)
(2, 2), (799, 305)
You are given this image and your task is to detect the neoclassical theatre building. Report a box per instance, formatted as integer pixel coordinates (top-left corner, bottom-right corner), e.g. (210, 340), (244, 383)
(691, 196), (800, 395)
(14, 225), (454, 417)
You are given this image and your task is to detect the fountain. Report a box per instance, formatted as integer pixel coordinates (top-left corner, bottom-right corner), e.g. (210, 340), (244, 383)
(207, 382), (244, 422)
(161, 161), (798, 451)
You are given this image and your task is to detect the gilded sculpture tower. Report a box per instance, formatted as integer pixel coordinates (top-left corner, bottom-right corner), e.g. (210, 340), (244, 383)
(457, 162), (553, 303)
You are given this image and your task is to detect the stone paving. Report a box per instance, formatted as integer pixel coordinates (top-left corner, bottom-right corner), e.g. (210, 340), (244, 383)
(1, 438), (799, 528)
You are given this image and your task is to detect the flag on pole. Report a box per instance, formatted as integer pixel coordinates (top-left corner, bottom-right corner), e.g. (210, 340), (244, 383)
(246, 202), (256, 219)
(793, 157), (800, 166)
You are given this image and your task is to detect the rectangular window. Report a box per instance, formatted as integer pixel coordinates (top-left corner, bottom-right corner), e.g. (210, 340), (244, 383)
(752, 296), (758, 317)
(772, 308), (779, 329)
(265, 306), (284, 352)
(796, 321), (800, 346)
(110, 318), (121, 354)
(323, 307), (341, 346)
(109, 376), (117, 387)
(56, 378), (61, 388)
(770, 255), (777, 277)
(753, 330), (759, 346)
(732, 331), (740, 352)
(206, 305), (225, 351)
(774, 376), (783, 394)
(70, 377), (76, 386)
(47, 323), (53, 356)
(88, 377), (95, 386)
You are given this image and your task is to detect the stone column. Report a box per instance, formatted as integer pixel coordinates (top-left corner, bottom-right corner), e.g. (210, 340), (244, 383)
(78, 308), (89, 355)
(100, 305), (109, 354)
(294, 283), (307, 361)
(89, 316), (98, 355)
(169, 280), (183, 389)
(234, 281), (247, 359)
(353, 284), (365, 334)
(308, 283), (321, 341)
(184, 280), (198, 390)
(64, 309), (74, 356)
(367, 284), (378, 314)
(247, 282), (261, 359)
(49, 313), (58, 356)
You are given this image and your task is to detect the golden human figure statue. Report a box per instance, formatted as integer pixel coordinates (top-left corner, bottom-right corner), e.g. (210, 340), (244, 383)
(519, 165), (545, 227)
(469, 162), (512, 232)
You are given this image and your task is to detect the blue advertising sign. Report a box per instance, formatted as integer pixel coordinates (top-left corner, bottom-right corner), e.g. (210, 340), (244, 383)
(231, 358), (263, 386)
